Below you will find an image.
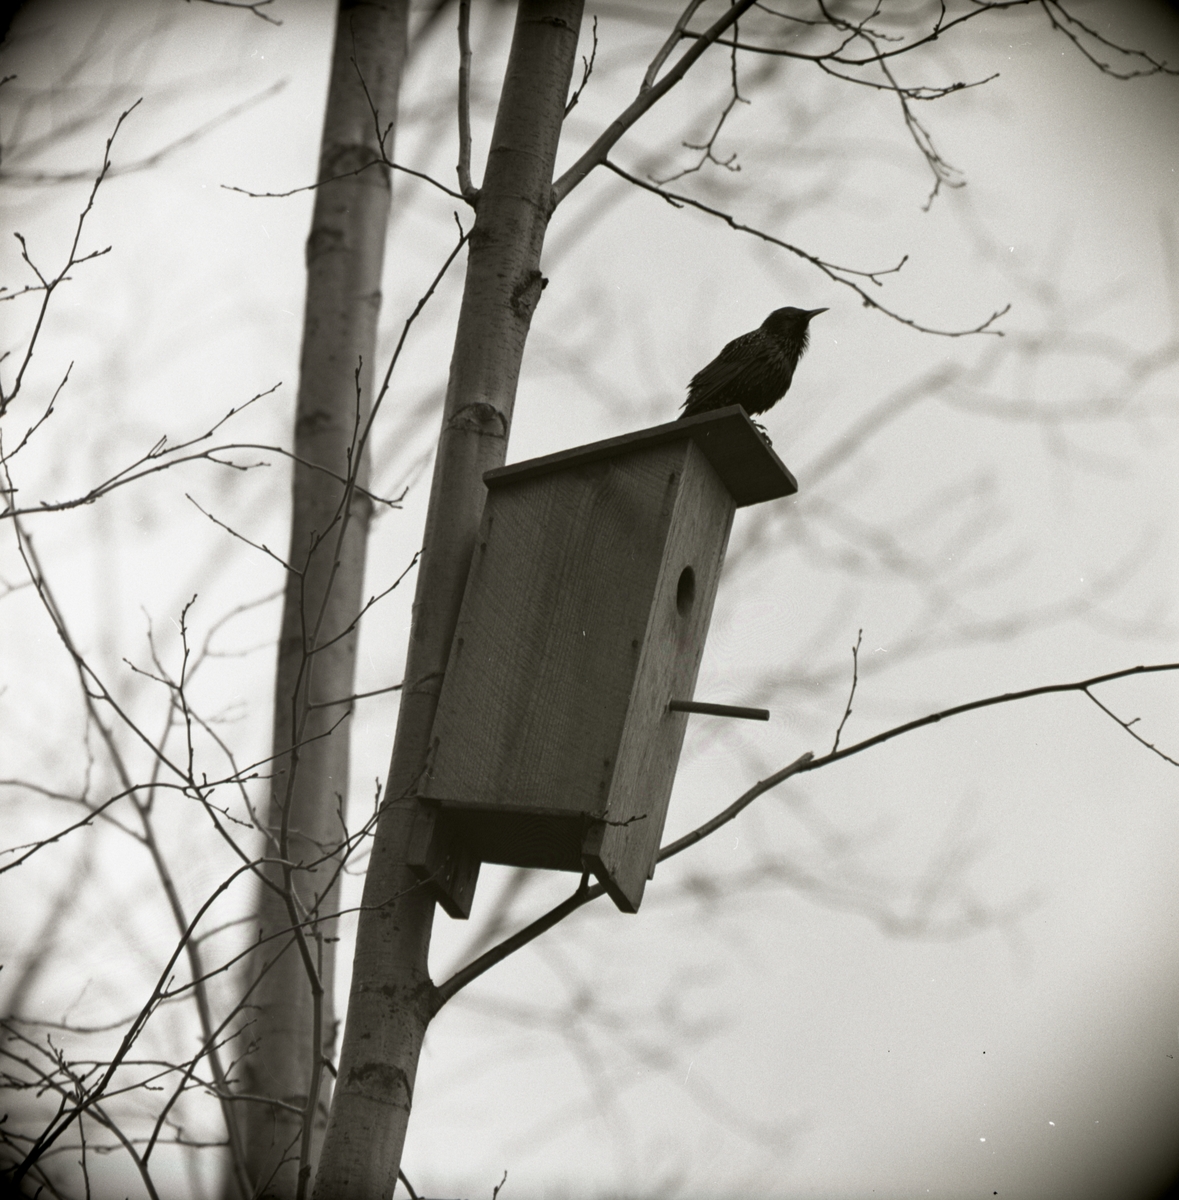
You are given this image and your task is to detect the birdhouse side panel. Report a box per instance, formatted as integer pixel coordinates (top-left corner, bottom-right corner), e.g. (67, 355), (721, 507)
(425, 443), (695, 819)
(582, 441), (735, 911)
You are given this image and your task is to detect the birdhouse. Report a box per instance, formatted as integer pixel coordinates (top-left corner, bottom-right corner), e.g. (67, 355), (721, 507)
(407, 405), (797, 918)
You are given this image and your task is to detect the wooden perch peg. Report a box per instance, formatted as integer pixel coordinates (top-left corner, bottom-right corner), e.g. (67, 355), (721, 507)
(668, 700), (770, 721)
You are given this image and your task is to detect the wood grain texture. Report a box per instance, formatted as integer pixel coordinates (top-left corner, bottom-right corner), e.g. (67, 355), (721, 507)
(424, 441), (689, 819)
(418, 435), (736, 913)
(483, 404), (797, 507)
(404, 803), (481, 916)
(581, 440), (734, 910)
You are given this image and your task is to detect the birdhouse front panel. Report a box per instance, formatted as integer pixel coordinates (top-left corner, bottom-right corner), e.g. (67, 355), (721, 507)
(420, 437), (734, 910)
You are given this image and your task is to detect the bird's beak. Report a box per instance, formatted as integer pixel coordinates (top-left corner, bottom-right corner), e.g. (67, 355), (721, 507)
(805, 307), (828, 319)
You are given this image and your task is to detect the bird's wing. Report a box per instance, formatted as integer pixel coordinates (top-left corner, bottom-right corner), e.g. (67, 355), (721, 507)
(683, 333), (764, 411)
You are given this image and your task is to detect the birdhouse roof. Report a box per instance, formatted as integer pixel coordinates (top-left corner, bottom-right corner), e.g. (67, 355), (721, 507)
(483, 405), (798, 507)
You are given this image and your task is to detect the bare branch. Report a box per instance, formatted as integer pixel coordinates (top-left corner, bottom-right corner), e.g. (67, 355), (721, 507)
(1039, 0), (1177, 79)
(186, 493), (297, 575)
(223, 157), (462, 203)
(683, 3), (1028, 69)
(432, 662), (1178, 1007)
(1082, 689), (1179, 767)
(305, 549), (421, 660)
(432, 747), (817, 1008)
(0, 789), (130, 875)
(3, 83), (288, 186)
(5, 441), (404, 520)
(188, 0), (281, 24)
(359, 214), (470, 453)
(552, 0), (760, 207)
(656, 752), (817, 863)
(603, 159), (1008, 336)
(654, 9), (748, 185)
(564, 15), (599, 118)
(873, 45), (964, 208)
(1, 101), (140, 419)
(431, 875), (602, 1012)
(643, 1), (707, 92)
(10, 862), (259, 1185)
(800, 662), (1179, 773)
(0, 361), (73, 463)
(305, 680), (404, 710)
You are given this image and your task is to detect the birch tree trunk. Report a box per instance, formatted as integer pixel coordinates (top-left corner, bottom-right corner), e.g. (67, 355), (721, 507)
(238, 4), (409, 1197)
(312, 4), (585, 1195)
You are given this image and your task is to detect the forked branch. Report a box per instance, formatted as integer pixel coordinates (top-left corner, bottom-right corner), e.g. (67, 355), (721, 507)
(432, 660), (1179, 1008)
(551, 0), (759, 206)
(604, 160), (1008, 337)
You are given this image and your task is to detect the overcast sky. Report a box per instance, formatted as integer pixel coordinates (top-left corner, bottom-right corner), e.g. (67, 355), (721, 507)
(2, 2), (1179, 1198)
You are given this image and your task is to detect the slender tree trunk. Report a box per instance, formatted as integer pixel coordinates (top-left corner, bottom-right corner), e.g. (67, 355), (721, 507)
(238, 4), (409, 1197)
(312, 4), (584, 1195)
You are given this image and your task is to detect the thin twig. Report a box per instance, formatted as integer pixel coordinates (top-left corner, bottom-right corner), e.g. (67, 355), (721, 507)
(6, 83), (288, 186)
(655, 752), (816, 863)
(1082, 688), (1179, 767)
(431, 876), (602, 1012)
(604, 159), (1008, 337)
(6, 441), (404, 519)
(1039, 0), (1176, 79)
(10, 862), (259, 1185)
(186, 494), (296, 574)
(552, 0), (760, 207)
(831, 629), (862, 754)
(360, 215), (470, 454)
(432, 661), (1179, 1007)
(1, 362), (73, 463)
(652, 30), (748, 185)
(306, 680), (405, 710)
(0, 790), (131, 875)
(798, 662), (1179, 774)
(1, 101), (140, 419)
(677, 3), (1019, 69)
(223, 157), (462, 203)
(564, 16), (598, 118)
(431, 748), (816, 1009)
(190, 0), (281, 24)
(642, 0), (707, 92)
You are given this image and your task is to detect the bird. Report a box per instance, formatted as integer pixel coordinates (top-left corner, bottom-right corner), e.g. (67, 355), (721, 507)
(680, 306), (827, 423)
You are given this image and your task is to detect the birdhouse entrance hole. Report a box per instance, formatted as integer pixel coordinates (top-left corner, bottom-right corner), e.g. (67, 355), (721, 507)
(676, 566), (696, 615)
(407, 406), (798, 918)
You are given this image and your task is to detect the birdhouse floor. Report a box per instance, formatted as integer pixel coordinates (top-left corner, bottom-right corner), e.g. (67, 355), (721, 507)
(440, 805), (588, 872)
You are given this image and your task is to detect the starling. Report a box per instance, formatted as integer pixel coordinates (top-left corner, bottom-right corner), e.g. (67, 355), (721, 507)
(680, 306), (827, 421)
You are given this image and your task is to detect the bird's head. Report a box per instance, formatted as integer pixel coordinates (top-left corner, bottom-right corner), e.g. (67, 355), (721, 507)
(762, 306), (828, 337)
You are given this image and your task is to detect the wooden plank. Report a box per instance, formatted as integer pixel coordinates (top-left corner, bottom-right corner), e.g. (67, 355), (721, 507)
(404, 804), (480, 918)
(581, 440), (735, 911)
(483, 405), (797, 508)
(423, 440), (692, 821)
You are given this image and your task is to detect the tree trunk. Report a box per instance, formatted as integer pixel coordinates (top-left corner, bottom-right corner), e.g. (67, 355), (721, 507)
(312, 3), (584, 1195)
(238, 4), (409, 1197)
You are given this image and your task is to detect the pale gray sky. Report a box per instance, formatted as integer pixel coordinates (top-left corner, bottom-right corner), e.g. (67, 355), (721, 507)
(2, 2), (1178, 1198)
